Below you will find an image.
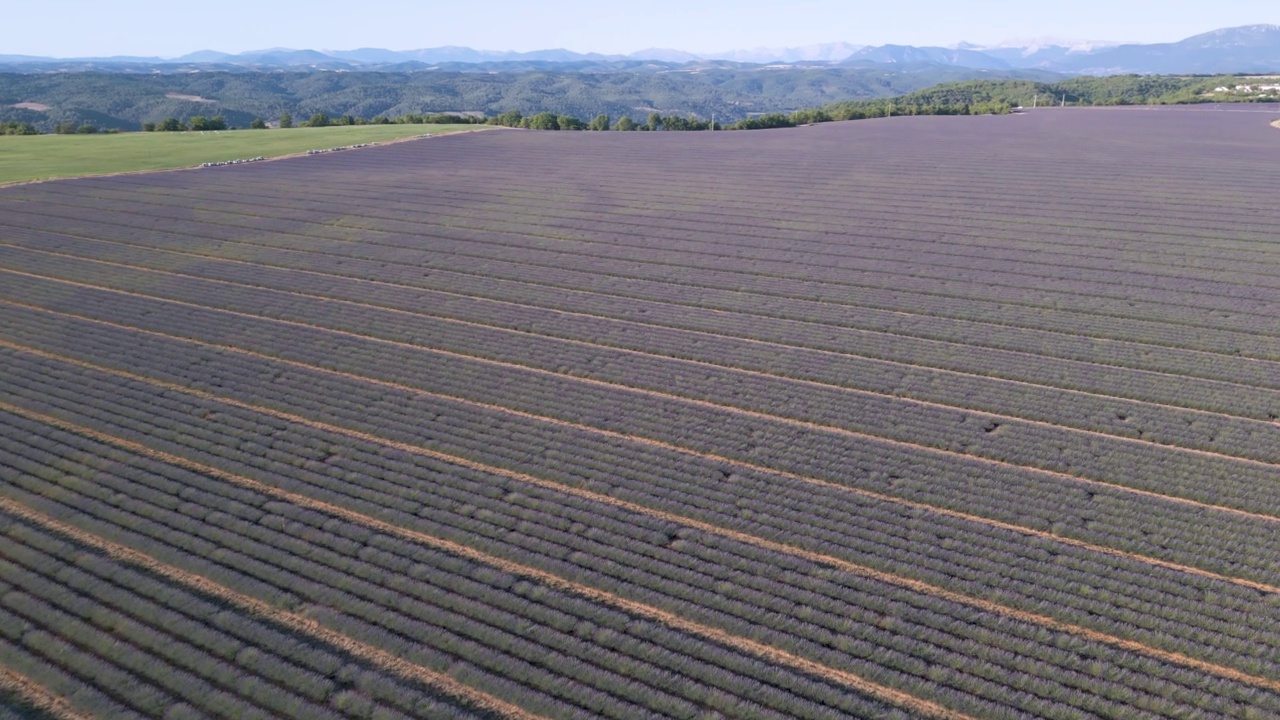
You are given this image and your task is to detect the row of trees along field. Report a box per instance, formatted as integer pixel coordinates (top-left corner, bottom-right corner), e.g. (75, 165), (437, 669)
(2, 121), (38, 134)
(3, 121), (118, 134)
(135, 111), (489, 132)
(477, 102), (1011, 132)
(140, 115), (229, 132)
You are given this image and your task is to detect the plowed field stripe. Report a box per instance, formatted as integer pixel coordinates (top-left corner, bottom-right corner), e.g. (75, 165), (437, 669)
(0, 410), (974, 720)
(3, 365), (1279, 697)
(4, 329), (1278, 600)
(0, 667), (93, 720)
(3, 276), (1278, 527)
(6, 242), (1276, 468)
(0, 497), (549, 720)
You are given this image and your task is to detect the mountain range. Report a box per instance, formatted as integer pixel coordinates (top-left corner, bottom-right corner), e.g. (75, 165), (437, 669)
(2, 25), (1279, 75)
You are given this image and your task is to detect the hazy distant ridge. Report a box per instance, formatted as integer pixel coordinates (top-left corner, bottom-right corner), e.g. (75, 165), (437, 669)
(3, 25), (1278, 73)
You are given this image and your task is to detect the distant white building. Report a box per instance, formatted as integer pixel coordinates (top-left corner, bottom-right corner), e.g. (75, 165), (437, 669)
(1213, 83), (1280, 94)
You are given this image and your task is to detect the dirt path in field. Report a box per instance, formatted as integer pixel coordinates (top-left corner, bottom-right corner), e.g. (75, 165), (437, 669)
(0, 667), (93, 720)
(10, 241), (1278, 470)
(5, 352), (1280, 700)
(0, 496), (548, 720)
(3, 270), (1278, 528)
(0, 405), (973, 720)
(4, 321), (1280, 602)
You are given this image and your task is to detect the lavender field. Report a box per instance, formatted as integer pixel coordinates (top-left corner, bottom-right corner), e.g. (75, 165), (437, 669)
(2, 108), (1279, 719)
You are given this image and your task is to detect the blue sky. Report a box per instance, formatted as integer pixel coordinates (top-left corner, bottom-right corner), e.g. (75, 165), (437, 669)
(7, 0), (1275, 57)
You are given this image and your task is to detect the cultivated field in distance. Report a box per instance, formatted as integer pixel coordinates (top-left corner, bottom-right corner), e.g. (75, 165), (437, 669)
(0, 123), (482, 186)
(2, 108), (1280, 719)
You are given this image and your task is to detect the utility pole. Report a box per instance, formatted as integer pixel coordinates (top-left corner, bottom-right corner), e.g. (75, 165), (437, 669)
(1032, 94), (1037, 109)
(1061, 94), (1066, 108)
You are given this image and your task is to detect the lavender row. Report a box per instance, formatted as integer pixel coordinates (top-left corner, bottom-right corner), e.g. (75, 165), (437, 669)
(7, 267), (1280, 518)
(13, 196), (1279, 321)
(8, 317), (1280, 683)
(77, 152), (1280, 263)
(1, 430), (834, 720)
(7, 240), (1280, 465)
(0, 506), (492, 720)
(6, 248), (1279, 431)
(0, 375), (1262, 720)
(8, 231), (1277, 375)
(3, 407), (1161, 720)
(46, 180), (1280, 288)
(7, 200), (1275, 342)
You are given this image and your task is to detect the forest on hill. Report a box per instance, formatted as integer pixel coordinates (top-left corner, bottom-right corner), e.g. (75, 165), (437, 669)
(2, 71), (1275, 134)
(0, 67), (1057, 132)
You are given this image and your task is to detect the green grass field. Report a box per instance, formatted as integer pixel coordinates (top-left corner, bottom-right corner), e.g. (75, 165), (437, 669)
(0, 124), (486, 185)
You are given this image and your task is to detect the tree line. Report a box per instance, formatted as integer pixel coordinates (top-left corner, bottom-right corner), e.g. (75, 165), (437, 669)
(2, 121), (39, 135)
(475, 101), (1013, 132)
(481, 110), (720, 131)
(141, 115), (229, 132)
(0, 103), (1015, 138)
